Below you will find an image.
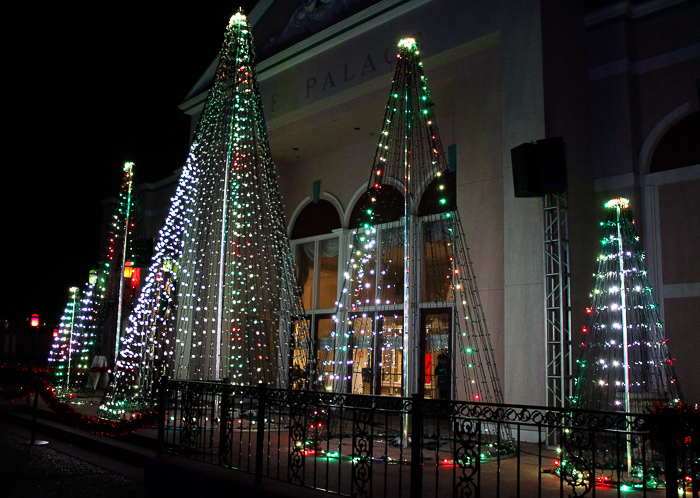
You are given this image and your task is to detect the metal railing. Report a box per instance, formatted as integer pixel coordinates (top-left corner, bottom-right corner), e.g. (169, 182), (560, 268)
(156, 379), (698, 497)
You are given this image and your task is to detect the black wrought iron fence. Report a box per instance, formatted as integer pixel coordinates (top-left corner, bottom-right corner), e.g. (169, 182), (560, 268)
(156, 379), (698, 498)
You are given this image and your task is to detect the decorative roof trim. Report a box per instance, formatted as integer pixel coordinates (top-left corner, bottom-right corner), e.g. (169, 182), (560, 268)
(249, 0), (275, 29)
(257, 0), (431, 80)
(585, 0), (690, 27)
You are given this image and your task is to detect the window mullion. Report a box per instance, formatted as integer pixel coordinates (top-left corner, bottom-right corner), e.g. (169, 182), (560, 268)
(312, 239), (321, 310)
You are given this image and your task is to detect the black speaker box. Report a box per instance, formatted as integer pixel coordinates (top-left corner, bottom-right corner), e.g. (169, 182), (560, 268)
(511, 137), (567, 197)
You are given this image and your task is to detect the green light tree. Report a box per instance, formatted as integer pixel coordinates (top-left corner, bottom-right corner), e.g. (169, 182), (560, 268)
(566, 198), (682, 481)
(572, 198), (682, 413)
(47, 162), (147, 392)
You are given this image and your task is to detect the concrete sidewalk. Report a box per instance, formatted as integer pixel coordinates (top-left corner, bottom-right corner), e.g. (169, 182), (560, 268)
(0, 400), (331, 498)
(0, 424), (156, 497)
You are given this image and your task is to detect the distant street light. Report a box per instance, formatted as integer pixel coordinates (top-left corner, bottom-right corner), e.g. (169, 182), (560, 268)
(25, 313), (49, 445)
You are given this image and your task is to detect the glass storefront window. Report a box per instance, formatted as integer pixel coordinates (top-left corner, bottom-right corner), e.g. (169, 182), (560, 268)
(295, 237), (339, 311)
(422, 219), (454, 303)
(423, 311), (451, 400)
(290, 320), (310, 390)
(318, 239), (339, 309)
(379, 315), (403, 396)
(379, 226), (404, 305)
(350, 315), (373, 394)
(294, 205), (457, 398)
(296, 243), (314, 310)
(316, 317), (334, 391)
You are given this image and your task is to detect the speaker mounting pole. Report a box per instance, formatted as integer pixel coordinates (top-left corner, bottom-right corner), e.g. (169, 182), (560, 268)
(511, 138), (572, 446)
(543, 191), (572, 445)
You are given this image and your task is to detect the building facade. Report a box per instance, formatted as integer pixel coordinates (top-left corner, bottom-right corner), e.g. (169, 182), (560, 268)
(133, 0), (698, 406)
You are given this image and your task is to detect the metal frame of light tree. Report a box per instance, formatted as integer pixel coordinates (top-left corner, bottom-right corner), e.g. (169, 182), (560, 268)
(570, 197), (682, 474)
(104, 11), (312, 417)
(47, 163), (143, 392)
(320, 39), (505, 418)
(114, 162), (135, 362)
(87, 161), (145, 370)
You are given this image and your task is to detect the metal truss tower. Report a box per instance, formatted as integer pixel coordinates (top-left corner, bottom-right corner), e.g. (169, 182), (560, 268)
(543, 192), (572, 441)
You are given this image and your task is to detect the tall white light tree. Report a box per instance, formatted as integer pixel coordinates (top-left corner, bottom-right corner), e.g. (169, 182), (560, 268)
(104, 11), (312, 416)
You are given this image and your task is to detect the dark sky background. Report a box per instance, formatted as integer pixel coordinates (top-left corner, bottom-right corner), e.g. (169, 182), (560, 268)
(2, 2), (258, 327)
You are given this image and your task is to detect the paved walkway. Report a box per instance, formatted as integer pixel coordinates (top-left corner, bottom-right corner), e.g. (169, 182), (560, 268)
(0, 397), (688, 497)
(0, 424), (156, 497)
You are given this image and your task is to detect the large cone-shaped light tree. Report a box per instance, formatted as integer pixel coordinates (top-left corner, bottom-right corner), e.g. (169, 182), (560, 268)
(320, 38), (505, 409)
(105, 11), (312, 415)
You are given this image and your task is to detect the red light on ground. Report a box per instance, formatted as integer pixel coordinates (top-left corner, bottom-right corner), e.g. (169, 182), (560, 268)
(30, 314), (40, 327)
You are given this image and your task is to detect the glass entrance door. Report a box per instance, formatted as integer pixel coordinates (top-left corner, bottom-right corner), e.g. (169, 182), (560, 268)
(421, 310), (452, 399)
(377, 315), (403, 396)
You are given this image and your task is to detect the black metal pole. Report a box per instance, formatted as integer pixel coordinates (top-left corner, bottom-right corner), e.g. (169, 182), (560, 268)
(665, 440), (678, 498)
(218, 383), (230, 466)
(157, 376), (168, 458)
(255, 383), (267, 486)
(410, 392), (423, 498)
(30, 385), (39, 445)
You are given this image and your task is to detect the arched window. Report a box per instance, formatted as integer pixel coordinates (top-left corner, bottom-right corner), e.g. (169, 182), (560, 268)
(418, 171), (457, 216)
(291, 200), (341, 312)
(348, 185), (404, 229)
(291, 199), (341, 239)
(650, 111), (699, 173)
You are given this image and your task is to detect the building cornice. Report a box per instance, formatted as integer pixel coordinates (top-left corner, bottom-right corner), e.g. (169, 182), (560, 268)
(256, 0), (431, 80)
(585, 0), (691, 27)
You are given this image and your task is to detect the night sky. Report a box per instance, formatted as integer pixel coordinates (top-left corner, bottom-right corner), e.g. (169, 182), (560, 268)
(3, 2), (258, 327)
